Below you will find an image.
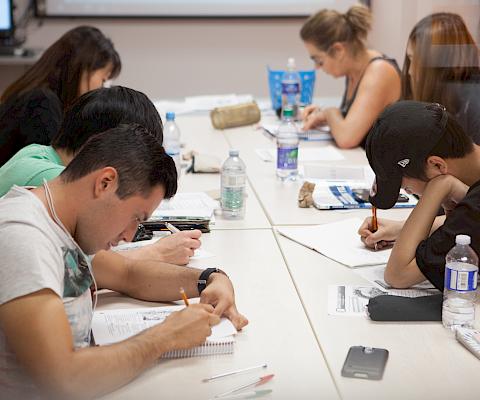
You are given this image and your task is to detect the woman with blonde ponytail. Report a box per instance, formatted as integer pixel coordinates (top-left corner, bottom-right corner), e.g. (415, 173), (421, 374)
(300, 4), (401, 149)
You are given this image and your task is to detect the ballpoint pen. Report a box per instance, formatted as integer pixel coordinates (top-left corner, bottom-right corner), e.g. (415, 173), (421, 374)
(203, 363), (268, 382)
(165, 221), (180, 233)
(214, 374), (274, 398)
(180, 287), (189, 307)
(213, 389), (272, 400)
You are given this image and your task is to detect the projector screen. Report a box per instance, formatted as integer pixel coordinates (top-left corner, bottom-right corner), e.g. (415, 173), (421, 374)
(35, 0), (360, 18)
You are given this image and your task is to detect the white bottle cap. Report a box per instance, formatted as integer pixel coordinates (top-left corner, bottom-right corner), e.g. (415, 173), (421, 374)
(456, 234), (471, 245)
(287, 57), (296, 69)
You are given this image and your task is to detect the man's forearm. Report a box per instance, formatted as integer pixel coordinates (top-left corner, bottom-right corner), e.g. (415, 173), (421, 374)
(388, 176), (451, 272)
(62, 323), (173, 398)
(123, 259), (202, 301)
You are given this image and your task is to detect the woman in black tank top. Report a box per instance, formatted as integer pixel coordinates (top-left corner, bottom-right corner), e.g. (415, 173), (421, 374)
(300, 5), (401, 149)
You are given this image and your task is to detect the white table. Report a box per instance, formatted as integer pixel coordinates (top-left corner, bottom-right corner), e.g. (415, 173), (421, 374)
(223, 115), (412, 226)
(100, 230), (339, 400)
(274, 231), (480, 400)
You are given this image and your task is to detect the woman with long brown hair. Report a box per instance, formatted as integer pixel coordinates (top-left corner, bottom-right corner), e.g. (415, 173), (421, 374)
(403, 12), (480, 143)
(300, 4), (401, 149)
(0, 26), (121, 166)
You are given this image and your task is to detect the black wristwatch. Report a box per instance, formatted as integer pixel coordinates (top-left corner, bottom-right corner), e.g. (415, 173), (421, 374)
(197, 268), (227, 295)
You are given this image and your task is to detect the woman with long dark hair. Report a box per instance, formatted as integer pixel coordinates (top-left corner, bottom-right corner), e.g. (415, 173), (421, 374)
(0, 26), (121, 166)
(402, 12), (480, 143)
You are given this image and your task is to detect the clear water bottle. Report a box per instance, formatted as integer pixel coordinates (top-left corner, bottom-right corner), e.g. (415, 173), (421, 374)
(442, 234), (478, 330)
(281, 57), (301, 119)
(164, 112), (181, 178)
(276, 107), (299, 181)
(221, 150), (246, 219)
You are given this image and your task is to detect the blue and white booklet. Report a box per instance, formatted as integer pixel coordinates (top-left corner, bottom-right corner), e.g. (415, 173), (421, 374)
(303, 164), (417, 210)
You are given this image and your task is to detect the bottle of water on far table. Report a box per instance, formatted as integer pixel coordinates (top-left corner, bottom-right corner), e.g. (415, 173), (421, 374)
(442, 234), (478, 330)
(281, 57), (301, 119)
(221, 150), (246, 219)
(164, 111), (181, 178)
(276, 107), (299, 181)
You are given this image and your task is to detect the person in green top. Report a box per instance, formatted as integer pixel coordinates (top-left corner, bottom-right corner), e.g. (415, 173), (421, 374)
(0, 86), (164, 197)
(0, 85), (202, 266)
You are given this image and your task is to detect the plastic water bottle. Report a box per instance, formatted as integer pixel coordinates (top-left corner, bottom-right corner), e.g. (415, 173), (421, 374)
(442, 234), (478, 330)
(221, 150), (246, 219)
(281, 57), (301, 118)
(276, 107), (299, 181)
(164, 112), (181, 178)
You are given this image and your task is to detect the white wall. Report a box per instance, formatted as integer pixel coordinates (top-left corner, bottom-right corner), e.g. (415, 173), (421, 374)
(1, 0), (479, 101)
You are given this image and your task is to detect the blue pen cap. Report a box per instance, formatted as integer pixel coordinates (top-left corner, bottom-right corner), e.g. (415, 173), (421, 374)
(166, 112), (176, 121)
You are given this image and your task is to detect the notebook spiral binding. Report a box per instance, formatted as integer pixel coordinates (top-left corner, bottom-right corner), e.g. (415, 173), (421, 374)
(162, 339), (235, 359)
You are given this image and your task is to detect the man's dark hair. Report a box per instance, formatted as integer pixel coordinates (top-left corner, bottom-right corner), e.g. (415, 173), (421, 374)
(60, 124), (177, 199)
(405, 112), (474, 180)
(51, 86), (163, 154)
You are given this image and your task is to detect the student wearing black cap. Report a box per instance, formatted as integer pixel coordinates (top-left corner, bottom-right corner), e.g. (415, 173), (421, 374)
(358, 100), (480, 290)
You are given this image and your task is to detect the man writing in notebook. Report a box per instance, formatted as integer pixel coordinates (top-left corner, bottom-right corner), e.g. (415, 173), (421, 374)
(358, 101), (480, 290)
(0, 124), (248, 399)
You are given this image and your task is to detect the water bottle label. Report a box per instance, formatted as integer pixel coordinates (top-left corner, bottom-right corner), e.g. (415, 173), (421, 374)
(445, 266), (478, 291)
(281, 82), (300, 95)
(277, 147), (298, 170)
(222, 175), (246, 187)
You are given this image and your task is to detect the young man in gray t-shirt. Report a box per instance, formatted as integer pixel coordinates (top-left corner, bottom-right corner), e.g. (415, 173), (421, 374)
(0, 124), (248, 398)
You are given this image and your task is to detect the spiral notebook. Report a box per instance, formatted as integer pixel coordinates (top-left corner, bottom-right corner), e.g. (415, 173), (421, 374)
(91, 305), (236, 358)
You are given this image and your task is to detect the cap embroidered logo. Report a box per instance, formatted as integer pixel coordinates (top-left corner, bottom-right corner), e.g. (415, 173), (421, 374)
(397, 159), (410, 168)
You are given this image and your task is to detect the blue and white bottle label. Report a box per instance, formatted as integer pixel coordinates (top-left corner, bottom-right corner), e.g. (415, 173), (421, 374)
(277, 147), (298, 170)
(282, 82), (300, 95)
(445, 265), (478, 291)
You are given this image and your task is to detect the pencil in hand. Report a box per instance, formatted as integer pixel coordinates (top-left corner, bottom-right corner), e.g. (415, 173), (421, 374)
(371, 206), (378, 251)
(180, 287), (189, 306)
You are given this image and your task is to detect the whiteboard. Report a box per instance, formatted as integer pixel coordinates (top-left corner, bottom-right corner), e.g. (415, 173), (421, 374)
(36, 0), (359, 18)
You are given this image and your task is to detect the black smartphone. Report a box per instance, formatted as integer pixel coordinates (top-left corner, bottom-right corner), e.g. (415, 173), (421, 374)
(341, 346), (389, 380)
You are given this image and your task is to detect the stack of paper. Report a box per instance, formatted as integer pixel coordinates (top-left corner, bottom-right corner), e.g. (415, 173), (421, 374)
(146, 192), (218, 232)
(276, 218), (391, 268)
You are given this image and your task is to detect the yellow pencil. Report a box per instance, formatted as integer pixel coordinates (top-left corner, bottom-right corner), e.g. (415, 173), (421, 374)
(180, 287), (189, 306)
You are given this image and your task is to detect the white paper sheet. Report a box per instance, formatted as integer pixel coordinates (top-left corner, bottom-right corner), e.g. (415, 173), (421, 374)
(151, 192), (218, 220)
(277, 218), (391, 268)
(328, 285), (439, 317)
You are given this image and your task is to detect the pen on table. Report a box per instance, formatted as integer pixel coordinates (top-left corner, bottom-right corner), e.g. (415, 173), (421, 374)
(371, 206), (378, 251)
(202, 363), (268, 382)
(212, 389), (272, 400)
(214, 374), (274, 398)
(180, 287), (189, 307)
(165, 221), (180, 234)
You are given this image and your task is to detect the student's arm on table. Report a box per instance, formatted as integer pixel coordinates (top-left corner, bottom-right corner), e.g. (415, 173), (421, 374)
(323, 62), (401, 149)
(385, 175), (468, 288)
(120, 229), (202, 265)
(93, 251), (248, 330)
(0, 289), (218, 399)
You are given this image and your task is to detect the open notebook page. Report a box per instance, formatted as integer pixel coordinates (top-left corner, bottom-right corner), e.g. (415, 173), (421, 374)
(92, 305), (236, 346)
(276, 218), (391, 268)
